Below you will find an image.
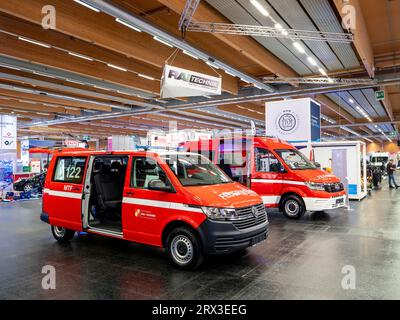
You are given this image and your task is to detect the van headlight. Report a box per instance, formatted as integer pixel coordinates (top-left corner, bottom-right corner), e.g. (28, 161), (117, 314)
(305, 182), (325, 191)
(201, 207), (236, 220)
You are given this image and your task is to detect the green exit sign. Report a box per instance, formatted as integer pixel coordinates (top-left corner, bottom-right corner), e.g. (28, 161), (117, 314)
(375, 90), (385, 101)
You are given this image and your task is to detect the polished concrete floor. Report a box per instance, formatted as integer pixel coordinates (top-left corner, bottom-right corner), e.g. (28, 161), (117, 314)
(1, 183), (400, 300)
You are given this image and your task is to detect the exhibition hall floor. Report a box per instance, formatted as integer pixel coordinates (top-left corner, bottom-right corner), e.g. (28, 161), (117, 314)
(1, 185), (400, 300)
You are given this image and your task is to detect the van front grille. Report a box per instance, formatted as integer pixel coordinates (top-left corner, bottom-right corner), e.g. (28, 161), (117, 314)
(233, 203), (267, 230)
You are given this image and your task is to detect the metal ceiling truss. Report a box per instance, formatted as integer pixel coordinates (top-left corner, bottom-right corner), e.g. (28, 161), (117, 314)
(186, 22), (354, 43)
(263, 77), (376, 85)
(178, 0), (200, 32)
(85, 0), (274, 92)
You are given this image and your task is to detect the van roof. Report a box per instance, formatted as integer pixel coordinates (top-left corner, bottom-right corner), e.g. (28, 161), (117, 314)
(53, 149), (200, 157)
(183, 136), (294, 149)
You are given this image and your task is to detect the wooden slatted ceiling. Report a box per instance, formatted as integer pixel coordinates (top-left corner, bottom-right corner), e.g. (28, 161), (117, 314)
(0, 0), (238, 94)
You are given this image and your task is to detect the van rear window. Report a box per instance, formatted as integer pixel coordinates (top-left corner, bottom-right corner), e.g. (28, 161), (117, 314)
(53, 157), (87, 184)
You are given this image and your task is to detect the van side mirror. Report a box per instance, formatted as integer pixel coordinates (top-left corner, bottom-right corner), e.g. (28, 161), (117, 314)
(148, 179), (174, 192)
(314, 162), (321, 168)
(279, 166), (286, 173)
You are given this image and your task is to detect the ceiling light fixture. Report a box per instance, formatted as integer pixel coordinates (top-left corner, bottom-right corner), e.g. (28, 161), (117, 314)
(138, 73), (155, 81)
(318, 68), (327, 76)
(153, 36), (173, 48)
(107, 63), (127, 72)
(18, 37), (51, 48)
(293, 42), (306, 54)
(0, 64), (21, 71)
(307, 57), (317, 66)
(73, 0), (100, 12)
(250, 0), (270, 17)
(115, 18), (141, 32)
(182, 50), (199, 59)
(68, 52), (94, 61)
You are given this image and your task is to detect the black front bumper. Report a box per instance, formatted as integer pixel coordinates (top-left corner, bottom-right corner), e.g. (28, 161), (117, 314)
(197, 219), (269, 255)
(40, 212), (49, 224)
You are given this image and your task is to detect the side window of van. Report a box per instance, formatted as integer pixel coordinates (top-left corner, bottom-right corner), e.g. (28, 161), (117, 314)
(255, 148), (282, 173)
(53, 157), (87, 184)
(131, 157), (171, 189)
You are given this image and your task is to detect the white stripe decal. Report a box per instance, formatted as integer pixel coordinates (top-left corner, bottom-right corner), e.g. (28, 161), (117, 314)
(122, 197), (203, 213)
(43, 188), (82, 199)
(251, 179), (305, 186)
(261, 195), (281, 205)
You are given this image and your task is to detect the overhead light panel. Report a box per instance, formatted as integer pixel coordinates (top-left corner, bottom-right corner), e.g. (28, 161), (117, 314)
(206, 61), (219, 69)
(293, 42), (305, 54)
(73, 0), (100, 12)
(107, 63), (127, 72)
(250, 0), (270, 17)
(153, 36), (173, 48)
(307, 57), (317, 66)
(182, 50), (199, 59)
(138, 73), (155, 81)
(349, 98), (354, 104)
(18, 37), (50, 48)
(68, 52), (94, 61)
(33, 71), (56, 78)
(224, 70), (237, 77)
(318, 68), (327, 76)
(275, 23), (283, 30)
(115, 18), (141, 32)
(0, 64), (21, 71)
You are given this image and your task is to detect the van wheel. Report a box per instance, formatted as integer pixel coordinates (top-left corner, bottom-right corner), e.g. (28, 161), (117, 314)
(166, 227), (204, 270)
(281, 195), (305, 219)
(51, 225), (75, 242)
(23, 183), (33, 192)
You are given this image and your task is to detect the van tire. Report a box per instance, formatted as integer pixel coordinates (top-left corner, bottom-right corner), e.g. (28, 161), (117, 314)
(166, 226), (204, 270)
(51, 225), (75, 242)
(281, 195), (305, 219)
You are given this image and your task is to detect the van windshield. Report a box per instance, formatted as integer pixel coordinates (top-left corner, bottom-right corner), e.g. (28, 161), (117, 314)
(161, 154), (231, 186)
(275, 149), (316, 170)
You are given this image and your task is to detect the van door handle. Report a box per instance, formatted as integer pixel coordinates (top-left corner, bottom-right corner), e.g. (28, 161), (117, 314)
(126, 191), (135, 196)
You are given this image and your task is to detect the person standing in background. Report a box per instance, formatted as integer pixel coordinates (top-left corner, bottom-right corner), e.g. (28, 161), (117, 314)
(387, 159), (399, 189)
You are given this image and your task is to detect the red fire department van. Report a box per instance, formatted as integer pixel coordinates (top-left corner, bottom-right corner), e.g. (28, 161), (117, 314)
(182, 136), (346, 219)
(41, 149), (269, 269)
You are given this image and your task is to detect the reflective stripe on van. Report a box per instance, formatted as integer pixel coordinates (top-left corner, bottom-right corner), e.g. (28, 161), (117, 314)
(43, 188), (82, 199)
(251, 179), (306, 186)
(122, 197), (203, 213)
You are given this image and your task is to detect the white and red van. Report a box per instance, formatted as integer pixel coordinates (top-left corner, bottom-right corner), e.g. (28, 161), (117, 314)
(182, 136), (346, 219)
(41, 149), (269, 269)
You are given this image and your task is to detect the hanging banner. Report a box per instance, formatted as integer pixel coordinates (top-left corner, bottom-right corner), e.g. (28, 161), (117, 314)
(161, 64), (222, 98)
(0, 115), (17, 150)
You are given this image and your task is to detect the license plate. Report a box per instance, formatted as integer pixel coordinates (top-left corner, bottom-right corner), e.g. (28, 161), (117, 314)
(336, 198), (344, 205)
(251, 233), (267, 246)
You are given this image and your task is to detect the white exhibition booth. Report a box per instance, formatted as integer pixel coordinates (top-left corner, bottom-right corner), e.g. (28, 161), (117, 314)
(294, 141), (368, 200)
(265, 98), (366, 201)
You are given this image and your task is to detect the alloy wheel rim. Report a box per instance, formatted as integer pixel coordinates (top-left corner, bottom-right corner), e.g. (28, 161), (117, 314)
(54, 226), (66, 237)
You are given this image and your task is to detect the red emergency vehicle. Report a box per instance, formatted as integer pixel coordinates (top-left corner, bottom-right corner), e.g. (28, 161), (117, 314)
(182, 136), (346, 219)
(41, 149), (269, 269)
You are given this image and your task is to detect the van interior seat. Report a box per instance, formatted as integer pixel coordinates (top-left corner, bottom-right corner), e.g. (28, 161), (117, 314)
(94, 164), (122, 217)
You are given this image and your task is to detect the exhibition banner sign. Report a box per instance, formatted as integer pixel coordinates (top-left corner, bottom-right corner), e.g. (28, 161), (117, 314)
(0, 115), (17, 150)
(265, 98), (321, 143)
(161, 64), (222, 98)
